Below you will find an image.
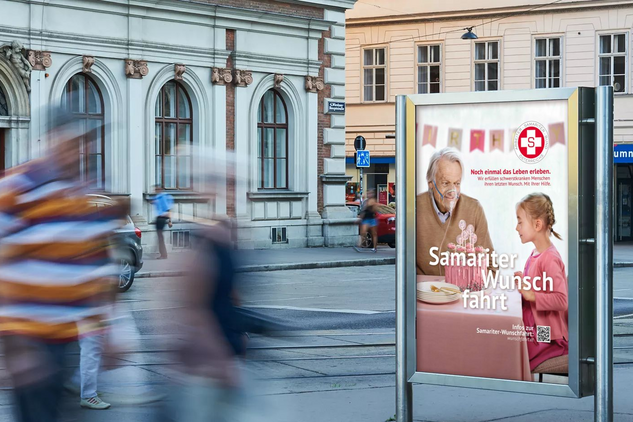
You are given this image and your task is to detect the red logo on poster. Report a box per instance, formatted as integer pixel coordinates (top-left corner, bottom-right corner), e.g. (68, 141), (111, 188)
(513, 121), (549, 164)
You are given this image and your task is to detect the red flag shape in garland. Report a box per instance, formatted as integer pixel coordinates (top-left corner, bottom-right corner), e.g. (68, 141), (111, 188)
(470, 130), (485, 152)
(422, 124), (438, 147)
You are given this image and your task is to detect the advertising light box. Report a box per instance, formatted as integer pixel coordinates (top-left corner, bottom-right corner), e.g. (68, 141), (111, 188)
(399, 89), (597, 398)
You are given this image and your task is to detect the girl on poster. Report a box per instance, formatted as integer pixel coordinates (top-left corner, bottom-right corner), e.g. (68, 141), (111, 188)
(514, 193), (569, 372)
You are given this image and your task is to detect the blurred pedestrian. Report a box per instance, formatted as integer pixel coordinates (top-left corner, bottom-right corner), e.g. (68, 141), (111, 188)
(161, 220), (251, 422)
(152, 185), (173, 260)
(355, 189), (378, 252)
(0, 107), (121, 421)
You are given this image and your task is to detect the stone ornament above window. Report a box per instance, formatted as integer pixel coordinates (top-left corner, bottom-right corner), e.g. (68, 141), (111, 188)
(1, 41), (31, 92)
(174, 63), (186, 80)
(125, 59), (149, 79)
(27, 50), (52, 71)
(233, 69), (253, 87)
(305, 75), (324, 93)
(82, 56), (95, 73)
(211, 67), (232, 85)
(274, 73), (284, 88)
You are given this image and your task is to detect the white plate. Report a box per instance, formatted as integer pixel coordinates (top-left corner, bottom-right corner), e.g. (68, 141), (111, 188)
(416, 281), (461, 294)
(416, 281), (462, 304)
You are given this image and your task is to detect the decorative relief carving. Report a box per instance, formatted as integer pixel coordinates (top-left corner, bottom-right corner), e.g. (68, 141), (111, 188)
(1, 41), (32, 92)
(82, 56), (95, 73)
(125, 59), (149, 79)
(174, 64), (186, 81)
(211, 67), (232, 85)
(274, 73), (284, 88)
(27, 50), (52, 71)
(305, 75), (324, 93)
(232, 69), (253, 87)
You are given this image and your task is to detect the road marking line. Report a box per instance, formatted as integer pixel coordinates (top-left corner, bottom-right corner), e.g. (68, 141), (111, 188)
(244, 305), (390, 315)
(614, 313), (633, 320)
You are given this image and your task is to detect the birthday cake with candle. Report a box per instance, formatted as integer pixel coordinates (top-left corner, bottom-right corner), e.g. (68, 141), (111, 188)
(444, 220), (488, 292)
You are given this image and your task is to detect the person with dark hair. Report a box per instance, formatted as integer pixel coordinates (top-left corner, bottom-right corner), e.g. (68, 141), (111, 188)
(355, 190), (378, 253)
(152, 185), (174, 259)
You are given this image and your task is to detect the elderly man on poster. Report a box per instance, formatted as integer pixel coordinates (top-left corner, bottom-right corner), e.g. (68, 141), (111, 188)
(416, 147), (495, 275)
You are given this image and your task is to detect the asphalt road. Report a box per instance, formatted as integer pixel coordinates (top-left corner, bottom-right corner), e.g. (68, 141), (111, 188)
(117, 264), (633, 337)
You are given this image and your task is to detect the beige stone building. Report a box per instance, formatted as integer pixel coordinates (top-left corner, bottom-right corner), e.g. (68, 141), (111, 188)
(344, 0), (633, 239)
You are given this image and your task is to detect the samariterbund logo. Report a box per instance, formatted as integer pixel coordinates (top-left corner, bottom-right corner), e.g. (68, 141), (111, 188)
(514, 121), (549, 164)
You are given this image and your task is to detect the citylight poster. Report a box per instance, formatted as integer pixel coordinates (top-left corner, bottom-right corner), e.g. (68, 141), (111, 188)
(415, 99), (570, 384)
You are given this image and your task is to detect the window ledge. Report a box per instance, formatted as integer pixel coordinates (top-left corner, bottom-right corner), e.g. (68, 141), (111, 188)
(320, 174), (352, 184)
(248, 191), (309, 200)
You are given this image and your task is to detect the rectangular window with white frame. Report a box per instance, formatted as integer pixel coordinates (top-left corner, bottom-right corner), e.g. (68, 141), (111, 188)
(599, 33), (627, 94)
(363, 47), (386, 102)
(417, 44), (441, 94)
(535, 37), (561, 88)
(474, 41), (499, 91)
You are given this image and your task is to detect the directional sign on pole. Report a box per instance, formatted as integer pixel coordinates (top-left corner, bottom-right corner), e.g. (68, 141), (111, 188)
(354, 136), (367, 151)
(356, 150), (370, 168)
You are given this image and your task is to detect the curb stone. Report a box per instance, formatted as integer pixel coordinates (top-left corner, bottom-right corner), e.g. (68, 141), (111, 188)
(136, 257), (396, 278)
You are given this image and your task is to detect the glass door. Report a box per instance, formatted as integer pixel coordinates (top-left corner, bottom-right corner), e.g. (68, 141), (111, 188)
(617, 165), (633, 241)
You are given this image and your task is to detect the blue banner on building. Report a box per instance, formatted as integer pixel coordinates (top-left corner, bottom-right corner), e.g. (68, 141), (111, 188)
(615, 144), (633, 163)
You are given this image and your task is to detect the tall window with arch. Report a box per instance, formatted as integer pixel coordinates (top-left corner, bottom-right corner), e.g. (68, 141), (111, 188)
(257, 89), (288, 189)
(155, 81), (193, 190)
(0, 85), (6, 173)
(0, 84), (8, 116)
(61, 73), (105, 189)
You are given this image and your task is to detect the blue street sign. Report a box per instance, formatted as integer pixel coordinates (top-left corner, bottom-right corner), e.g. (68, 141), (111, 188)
(356, 150), (370, 168)
(615, 144), (633, 163)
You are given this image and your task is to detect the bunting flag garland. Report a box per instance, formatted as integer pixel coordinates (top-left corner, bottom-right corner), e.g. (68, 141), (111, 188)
(447, 128), (463, 151)
(416, 123), (566, 153)
(490, 130), (504, 152)
(470, 130), (485, 152)
(422, 124), (438, 147)
(548, 122), (565, 146)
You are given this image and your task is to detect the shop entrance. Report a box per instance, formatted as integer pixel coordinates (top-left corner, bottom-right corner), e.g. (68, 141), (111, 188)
(616, 164), (633, 241)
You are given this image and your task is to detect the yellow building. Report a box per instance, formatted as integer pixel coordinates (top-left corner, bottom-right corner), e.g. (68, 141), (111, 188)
(345, 0), (633, 238)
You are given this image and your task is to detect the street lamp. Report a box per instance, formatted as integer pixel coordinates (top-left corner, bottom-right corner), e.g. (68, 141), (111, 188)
(461, 27), (478, 40)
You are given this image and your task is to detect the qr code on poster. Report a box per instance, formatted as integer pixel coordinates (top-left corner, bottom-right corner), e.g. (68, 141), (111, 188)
(537, 326), (551, 343)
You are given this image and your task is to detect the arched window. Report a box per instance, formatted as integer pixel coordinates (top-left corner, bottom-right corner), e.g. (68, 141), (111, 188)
(0, 85), (7, 116)
(155, 81), (192, 190)
(257, 89), (288, 189)
(61, 73), (105, 189)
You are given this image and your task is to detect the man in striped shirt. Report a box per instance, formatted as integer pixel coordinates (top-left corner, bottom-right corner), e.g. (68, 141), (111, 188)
(0, 109), (122, 422)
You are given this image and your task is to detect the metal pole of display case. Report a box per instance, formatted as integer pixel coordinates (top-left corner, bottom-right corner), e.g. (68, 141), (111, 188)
(395, 96), (412, 422)
(595, 86), (614, 422)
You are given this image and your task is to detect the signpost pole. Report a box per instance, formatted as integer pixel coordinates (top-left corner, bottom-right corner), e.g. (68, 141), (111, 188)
(595, 86), (614, 422)
(395, 95), (412, 422)
(360, 167), (363, 201)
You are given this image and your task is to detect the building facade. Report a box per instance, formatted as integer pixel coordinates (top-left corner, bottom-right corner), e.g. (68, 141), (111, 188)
(0, 0), (358, 251)
(345, 0), (633, 238)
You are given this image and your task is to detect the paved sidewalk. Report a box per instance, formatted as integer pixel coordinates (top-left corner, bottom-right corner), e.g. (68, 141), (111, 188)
(268, 367), (633, 422)
(136, 245), (396, 278)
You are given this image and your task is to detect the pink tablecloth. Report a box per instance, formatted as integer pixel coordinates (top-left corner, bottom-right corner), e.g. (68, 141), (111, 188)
(416, 275), (532, 382)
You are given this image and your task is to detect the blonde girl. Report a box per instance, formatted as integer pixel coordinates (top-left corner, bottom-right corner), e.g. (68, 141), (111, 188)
(514, 193), (569, 372)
